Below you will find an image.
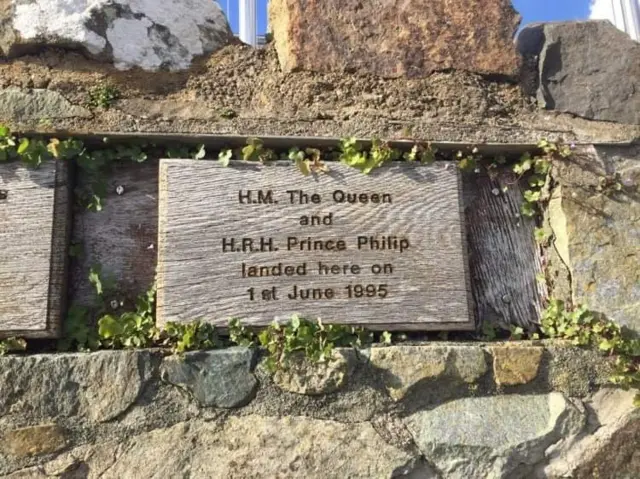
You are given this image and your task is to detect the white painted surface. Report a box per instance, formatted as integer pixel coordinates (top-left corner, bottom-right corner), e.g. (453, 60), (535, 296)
(11, 0), (233, 70)
(239, 0), (257, 46)
(591, 0), (640, 41)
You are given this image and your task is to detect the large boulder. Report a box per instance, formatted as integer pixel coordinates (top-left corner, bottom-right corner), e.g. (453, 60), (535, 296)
(0, 0), (234, 71)
(269, 0), (522, 78)
(517, 21), (640, 125)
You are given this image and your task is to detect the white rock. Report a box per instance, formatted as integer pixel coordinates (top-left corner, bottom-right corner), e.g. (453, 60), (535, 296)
(4, 0), (233, 71)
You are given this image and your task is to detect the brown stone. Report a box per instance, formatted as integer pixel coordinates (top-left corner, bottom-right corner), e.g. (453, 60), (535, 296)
(370, 346), (449, 400)
(2, 424), (66, 458)
(492, 346), (543, 386)
(268, 0), (522, 78)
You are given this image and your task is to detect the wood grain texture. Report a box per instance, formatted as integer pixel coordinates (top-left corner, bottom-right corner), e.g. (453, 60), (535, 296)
(462, 171), (545, 328)
(0, 161), (70, 338)
(70, 161), (158, 307)
(157, 160), (474, 330)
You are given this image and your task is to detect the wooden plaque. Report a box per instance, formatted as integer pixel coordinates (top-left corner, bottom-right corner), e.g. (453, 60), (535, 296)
(0, 161), (69, 338)
(157, 160), (473, 330)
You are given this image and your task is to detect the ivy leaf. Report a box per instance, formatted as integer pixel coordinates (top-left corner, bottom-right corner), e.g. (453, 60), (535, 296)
(290, 314), (301, 331)
(296, 157), (311, 176)
(524, 190), (541, 203)
(89, 265), (104, 296)
(193, 144), (206, 160)
(521, 202), (536, 217)
(0, 125), (10, 138)
(510, 326), (525, 340)
(218, 149), (232, 167)
(513, 154), (533, 175)
(381, 331), (393, 345)
(0, 337), (27, 355)
(47, 138), (61, 158)
(404, 145), (419, 162)
(17, 138), (30, 154)
(534, 228), (548, 243)
(97, 315), (123, 340)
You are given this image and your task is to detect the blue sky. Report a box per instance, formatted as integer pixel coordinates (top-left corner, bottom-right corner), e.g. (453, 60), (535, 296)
(219, 1), (593, 35)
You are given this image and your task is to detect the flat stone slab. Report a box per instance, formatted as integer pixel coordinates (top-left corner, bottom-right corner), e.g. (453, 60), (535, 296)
(157, 160), (473, 330)
(0, 161), (69, 338)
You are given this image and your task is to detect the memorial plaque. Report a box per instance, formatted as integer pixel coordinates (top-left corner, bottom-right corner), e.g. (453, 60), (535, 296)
(157, 160), (473, 330)
(0, 161), (69, 338)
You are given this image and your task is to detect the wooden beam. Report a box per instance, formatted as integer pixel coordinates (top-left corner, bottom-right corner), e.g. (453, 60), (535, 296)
(462, 171), (545, 328)
(0, 161), (70, 338)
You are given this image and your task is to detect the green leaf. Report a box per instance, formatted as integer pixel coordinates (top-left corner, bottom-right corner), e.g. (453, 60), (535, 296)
(523, 190), (541, 203)
(534, 228), (548, 243)
(17, 138), (30, 154)
(513, 154), (533, 175)
(521, 202), (536, 217)
(0, 337), (27, 355)
(89, 265), (104, 296)
(381, 331), (393, 345)
(218, 149), (232, 167)
(296, 157), (311, 176)
(0, 125), (9, 137)
(193, 144), (206, 160)
(98, 315), (123, 340)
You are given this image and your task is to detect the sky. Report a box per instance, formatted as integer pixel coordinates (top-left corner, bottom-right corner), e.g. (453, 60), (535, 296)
(218, 1), (607, 35)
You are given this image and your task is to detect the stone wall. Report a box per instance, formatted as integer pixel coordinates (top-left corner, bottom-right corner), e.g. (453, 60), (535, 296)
(0, 344), (638, 479)
(0, 2), (639, 478)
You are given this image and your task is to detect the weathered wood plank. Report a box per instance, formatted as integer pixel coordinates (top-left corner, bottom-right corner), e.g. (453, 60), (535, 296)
(70, 161), (158, 307)
(0, 161), (70, 338)
(462, 171), (545, 329)
(157, 160), (474, 330)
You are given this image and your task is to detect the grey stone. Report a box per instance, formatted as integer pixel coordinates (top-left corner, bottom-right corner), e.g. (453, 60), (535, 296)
(0, 88), (91, 122)
(161, 347), (258, 408)
(0, 0), (234, 71)
(0, 350), (153, 423)
(517, 21), (640, 125)
(547, 145), (640, 333)
(540, 388), (640, 478)
(405, 393), (585, 478)
(6, 416), (417, 479)
(272, 350), (351, 396)
(547, 343), (615, 397)
(451, 346), (488, 383)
